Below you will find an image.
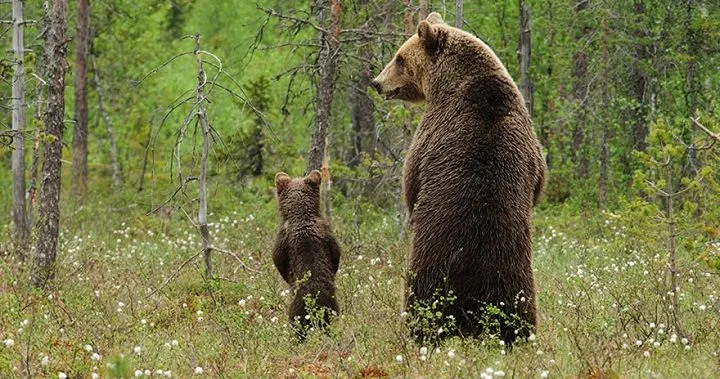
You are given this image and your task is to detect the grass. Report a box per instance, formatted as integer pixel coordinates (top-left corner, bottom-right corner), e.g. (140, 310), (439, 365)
(1, 181), (719, 378)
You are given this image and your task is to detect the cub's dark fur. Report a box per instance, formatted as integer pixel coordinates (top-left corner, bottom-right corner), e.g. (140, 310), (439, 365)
(272, 170), (340, 338)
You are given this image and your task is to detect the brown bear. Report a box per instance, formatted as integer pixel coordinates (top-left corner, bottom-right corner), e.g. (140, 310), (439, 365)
(272, 170), (341, 339)
(371, 12), (546, 344)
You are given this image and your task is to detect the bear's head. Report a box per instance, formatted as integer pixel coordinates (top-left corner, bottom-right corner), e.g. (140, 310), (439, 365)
(275, 170), (322, 221)
(371, 12), (446, 103)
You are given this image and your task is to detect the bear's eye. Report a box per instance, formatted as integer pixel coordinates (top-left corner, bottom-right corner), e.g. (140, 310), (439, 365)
(395, 55), (405, 67)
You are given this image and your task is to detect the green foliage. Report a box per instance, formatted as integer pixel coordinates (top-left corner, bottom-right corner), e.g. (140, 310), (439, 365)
(1, 0), (720, 377)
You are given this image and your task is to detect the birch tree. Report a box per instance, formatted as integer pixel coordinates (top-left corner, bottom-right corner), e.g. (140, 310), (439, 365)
(33, 0), (69, 288)
(91, 55), (122, 189)
(11, 0), (29, 256)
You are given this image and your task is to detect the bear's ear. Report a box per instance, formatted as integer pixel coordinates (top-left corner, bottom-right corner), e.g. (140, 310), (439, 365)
(275, 172), (291, 193)
(417, 20), (439, 53)
(426, 12), (444, 25)
(305, 170), (322, 188)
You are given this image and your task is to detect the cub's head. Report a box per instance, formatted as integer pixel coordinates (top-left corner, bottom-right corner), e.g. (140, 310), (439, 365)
(275, 170), (322, 220)
(371, 12), (446, 103)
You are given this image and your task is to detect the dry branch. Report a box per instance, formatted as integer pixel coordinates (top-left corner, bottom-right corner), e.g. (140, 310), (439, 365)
(691, 117), (720, 144)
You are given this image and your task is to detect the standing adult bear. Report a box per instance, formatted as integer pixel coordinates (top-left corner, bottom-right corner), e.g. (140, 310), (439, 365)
(372, 12), (546, 344)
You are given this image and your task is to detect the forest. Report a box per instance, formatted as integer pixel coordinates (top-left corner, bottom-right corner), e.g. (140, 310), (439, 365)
(1, 0), (719, 377)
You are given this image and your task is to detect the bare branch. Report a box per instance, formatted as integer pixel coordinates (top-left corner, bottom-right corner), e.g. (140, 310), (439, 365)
(145, 176), (198, 216)
(258, 6), (328, 34)
(144, 251), (201, 300)
(211, 247), (261, 274)
(132, 51), (193, 87)
(691, 117), (720, 144)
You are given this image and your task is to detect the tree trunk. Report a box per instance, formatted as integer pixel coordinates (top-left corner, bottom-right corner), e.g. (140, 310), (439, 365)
(307, 0), (341, 173)
(348, 19), (375, 168)
(11, 0), (29, 257)
(517, 0), (532, 118)
(72, 0), (90, 203)
(571, 0), (590, 179)
(33, 0), (69, 288)
(194, 34), (213, 280)
(418, 0), (428, 23)
(404, 0), (414, 37)
(91, 55), (122, 189)
(455, 0), (463, 28)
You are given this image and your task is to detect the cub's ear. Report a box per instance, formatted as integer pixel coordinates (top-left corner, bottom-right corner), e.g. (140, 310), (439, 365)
(275, 172), (291, 193)
(305, 170), (322, 187)
(426, 12), (444, 25)
(417, 20), (439, 52)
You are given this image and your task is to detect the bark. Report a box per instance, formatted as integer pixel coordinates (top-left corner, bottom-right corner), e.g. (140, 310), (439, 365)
(34, 0), (69, 288)
(571, 0), (590, 179)
(418, 0), (428, 23)
(404, 0), (414, 37)
(91, 56), (122, 189)
(194, 34), (213, 279)
(455, 0), (463, 28)
(307, 0), (341, 173)
(72, 0), (90, 203)
(11, 0), (29, 256)
(517, 0), (532, 117)
(348, 9), (375, 168)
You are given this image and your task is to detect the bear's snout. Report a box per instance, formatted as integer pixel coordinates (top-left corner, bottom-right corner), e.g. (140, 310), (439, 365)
(370, 79), (383, 94)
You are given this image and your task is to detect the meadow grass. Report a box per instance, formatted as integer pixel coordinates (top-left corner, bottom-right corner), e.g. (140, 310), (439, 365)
(1, 182), (719, 378)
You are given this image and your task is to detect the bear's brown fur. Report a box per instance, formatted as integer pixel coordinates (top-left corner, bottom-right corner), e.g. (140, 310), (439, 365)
(272, 170), (341, 338)
(372, 13), (546, 344)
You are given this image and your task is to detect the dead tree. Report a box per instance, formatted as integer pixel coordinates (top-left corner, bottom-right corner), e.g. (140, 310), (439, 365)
(72, 0), (90, 203)
(11, 0), (30, 256)
(307, 0), (341, 173)
(455, 0), (463, 28)
(34, 0), (69, 288)
(139, 34), (262, 281)
(91, 55), (122, 189)
(193, 34), (213, 279)
(517, 0), (532, 117)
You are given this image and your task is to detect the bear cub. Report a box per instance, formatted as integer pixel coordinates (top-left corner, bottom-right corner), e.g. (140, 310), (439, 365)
(272, 170), (340, 338)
